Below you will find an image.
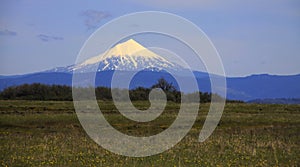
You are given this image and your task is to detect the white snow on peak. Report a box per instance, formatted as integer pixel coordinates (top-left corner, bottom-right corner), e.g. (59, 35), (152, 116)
(105, 39), (148, 58)
(71, 39), (181, 72)
(80, 39), (167, 65)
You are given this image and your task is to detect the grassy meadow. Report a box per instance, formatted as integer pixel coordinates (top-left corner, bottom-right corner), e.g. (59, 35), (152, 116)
(0, 100), (299, 166)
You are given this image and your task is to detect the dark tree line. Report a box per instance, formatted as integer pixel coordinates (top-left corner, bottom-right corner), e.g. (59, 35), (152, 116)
(0, 83), (72, 101)
(0, 78), (239, 103)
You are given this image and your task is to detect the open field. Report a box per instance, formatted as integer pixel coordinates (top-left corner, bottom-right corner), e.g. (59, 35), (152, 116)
(0, 100), (299, 166)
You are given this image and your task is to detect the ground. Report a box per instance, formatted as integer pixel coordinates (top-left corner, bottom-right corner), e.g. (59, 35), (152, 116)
(0, 100), (299, 166)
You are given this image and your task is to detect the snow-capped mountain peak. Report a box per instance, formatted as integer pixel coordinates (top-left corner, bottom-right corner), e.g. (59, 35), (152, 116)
(105, 39), (148, 58)
(51, 39), (183, 73)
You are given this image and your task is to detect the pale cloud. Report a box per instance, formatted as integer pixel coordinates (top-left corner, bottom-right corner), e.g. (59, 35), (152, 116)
(0, 29), (17, 37)
(80, 10), (111, 30)
(128, 0), (300, 18)
(127, 0), (239, 9)
(37, 34), (64, 42)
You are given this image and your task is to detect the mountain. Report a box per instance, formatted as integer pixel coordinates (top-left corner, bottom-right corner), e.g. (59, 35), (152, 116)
(226, 74), (300, 101)
(0, 39), (299, 103)
(248, 98), (300, 104)
(50, 39), (182, 73)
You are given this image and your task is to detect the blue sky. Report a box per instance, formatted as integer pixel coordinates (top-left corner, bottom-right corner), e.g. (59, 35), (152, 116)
(0, 0), (299, 77)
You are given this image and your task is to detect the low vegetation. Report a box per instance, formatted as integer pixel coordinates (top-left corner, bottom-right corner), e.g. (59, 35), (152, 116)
(0, 78), (236, 103)
(0, 100), (299, 166)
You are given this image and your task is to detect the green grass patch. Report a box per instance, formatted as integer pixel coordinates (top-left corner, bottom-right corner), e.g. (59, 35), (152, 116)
(0, 100), (299, 166)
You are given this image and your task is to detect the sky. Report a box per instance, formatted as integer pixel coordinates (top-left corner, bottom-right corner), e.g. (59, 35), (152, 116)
(0, 0), (299, 77)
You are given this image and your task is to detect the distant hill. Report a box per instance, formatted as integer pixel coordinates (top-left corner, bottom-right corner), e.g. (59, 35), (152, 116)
(226, 74), (300, 101)
(248, 98), (300, 104)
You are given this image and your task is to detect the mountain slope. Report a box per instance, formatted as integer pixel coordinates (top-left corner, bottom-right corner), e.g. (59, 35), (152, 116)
(50, 39), (182, 73)
(226, 74), (300, 100)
